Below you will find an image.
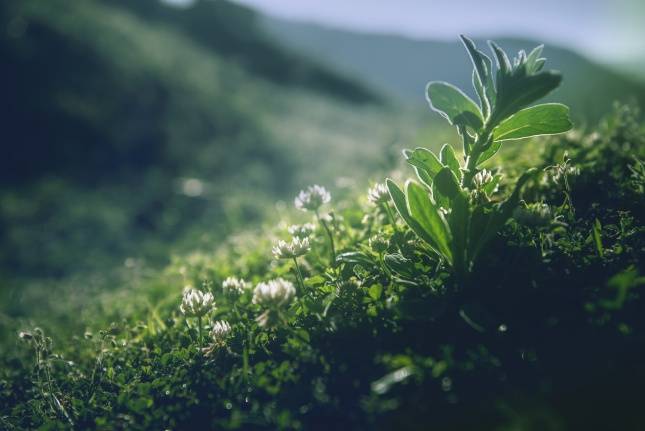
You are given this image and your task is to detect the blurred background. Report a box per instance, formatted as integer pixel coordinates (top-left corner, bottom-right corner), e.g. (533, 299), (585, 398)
(1, 0), (643, 324)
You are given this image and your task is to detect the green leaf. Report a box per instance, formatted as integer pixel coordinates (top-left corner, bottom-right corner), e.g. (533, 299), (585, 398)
(406, 181), (453, 263)
(460, 35), (496, 110)
(477, 140), (502, 165)
(449, 192), (470, 275)
(427, 82), (483, 130)
(387, 179), (442, 256)
(368, 284), (383, 301)
(592, 218), (604, 258)
(492, 103), (572, 141)
(489, 41), (511, 75)
(432, 181), (450, 210)
(492, 71), (562, 125)
(434, 167), (461, 199)
(335, 252), (376, 267)
(405, 148), (443, 178)
(384, 253), (415, 278)
(439, 144), (462, 181)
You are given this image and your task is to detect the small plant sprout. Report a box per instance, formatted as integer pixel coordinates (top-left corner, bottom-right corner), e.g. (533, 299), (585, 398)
(273, 237), (310, 291)
(288, 223), (316, 239)
(295, 185), (336, 263)
(253, 278), (296, 328)
(386, 35), (572, 281)
(222, 276), (248, 296)
(180, 288), (215, 345)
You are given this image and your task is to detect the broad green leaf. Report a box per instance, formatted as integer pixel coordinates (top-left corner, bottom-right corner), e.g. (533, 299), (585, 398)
(413, 166), (433, 189)
(386, 179), (442, 256)
(432, 181), (450, 210)
(476, 140), (502, 165)
(491, 71), (562, 125)
(427, 82), (483, 130)
(406, 181), (453, 263)
(439, 144), (462, 181)
(449, 192), (470, 275)
(405, 148), (442, 178)
(434, 167), (461, 199)
(467, 205), (492, 262)
(492, 103), (572, 141)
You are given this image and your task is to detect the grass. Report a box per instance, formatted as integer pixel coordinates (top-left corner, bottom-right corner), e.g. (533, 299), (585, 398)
(1, 105), (643, 430)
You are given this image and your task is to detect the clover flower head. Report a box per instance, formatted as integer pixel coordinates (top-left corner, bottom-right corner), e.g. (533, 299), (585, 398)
(222, 276), (248, 295)
(288, 223), (316, 239)
(473, 169), (493, 189)
(210, 320), (232, 344)
(253, 278), (296, 308)
(367, 183), (390, 205)
(369, 234), (388, 254)
(202, 320), (232, 356)
(272, 237), (310, 260)
(180, 288), (215, 317)
(294, 185), (331, 212)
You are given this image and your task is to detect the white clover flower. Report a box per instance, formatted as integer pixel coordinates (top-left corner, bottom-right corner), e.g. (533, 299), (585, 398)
(288, 223), (316, 239)
(272, 237), (310, 260)
(222, 276), (248, 295)
(367, 183), (390, 205)
(180, 289), (215, 317)
(210, 320), (232, 345)
(253, 278), (296, 308)
(294, 185), (331, 212)
(473, 169), (493, 189)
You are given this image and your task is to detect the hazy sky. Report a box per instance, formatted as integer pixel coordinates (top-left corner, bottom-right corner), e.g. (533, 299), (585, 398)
(224, 0), (645, 63)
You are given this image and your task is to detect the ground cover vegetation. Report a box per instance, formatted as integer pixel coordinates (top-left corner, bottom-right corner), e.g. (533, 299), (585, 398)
(1, 36), (644, 430)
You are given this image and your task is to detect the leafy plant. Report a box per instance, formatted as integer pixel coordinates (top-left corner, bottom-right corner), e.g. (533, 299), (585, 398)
(387, 36), (572, 279)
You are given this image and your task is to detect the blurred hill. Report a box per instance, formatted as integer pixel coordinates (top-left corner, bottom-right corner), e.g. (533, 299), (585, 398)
(0, 0), (378, 186)
(0, 0), (399, 278)
(261, 17), (645, 121)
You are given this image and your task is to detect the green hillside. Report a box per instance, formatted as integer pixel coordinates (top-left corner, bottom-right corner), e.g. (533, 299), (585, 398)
(262, 17), (645, 121)
(0, 0), (406, 281)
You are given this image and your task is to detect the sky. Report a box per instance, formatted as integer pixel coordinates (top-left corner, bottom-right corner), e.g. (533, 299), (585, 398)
(221, 0), (645, 63)
(231, 0), (645, 62)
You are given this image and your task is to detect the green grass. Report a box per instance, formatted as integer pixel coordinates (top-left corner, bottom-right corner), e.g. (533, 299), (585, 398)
(1, 105), (643, 430)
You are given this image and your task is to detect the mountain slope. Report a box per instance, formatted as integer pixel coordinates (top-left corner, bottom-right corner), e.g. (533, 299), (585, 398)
(261, 17), (645, 121)
(0, 0), (400, 278)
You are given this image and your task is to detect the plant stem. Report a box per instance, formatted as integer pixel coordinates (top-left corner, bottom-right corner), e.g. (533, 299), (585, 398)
(292, 257), (305, 293)
(462, 126), (493, 188)
(198, 316), (203, 347)
(382, 202), (399, 233)
(315, 210), (336, 264)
